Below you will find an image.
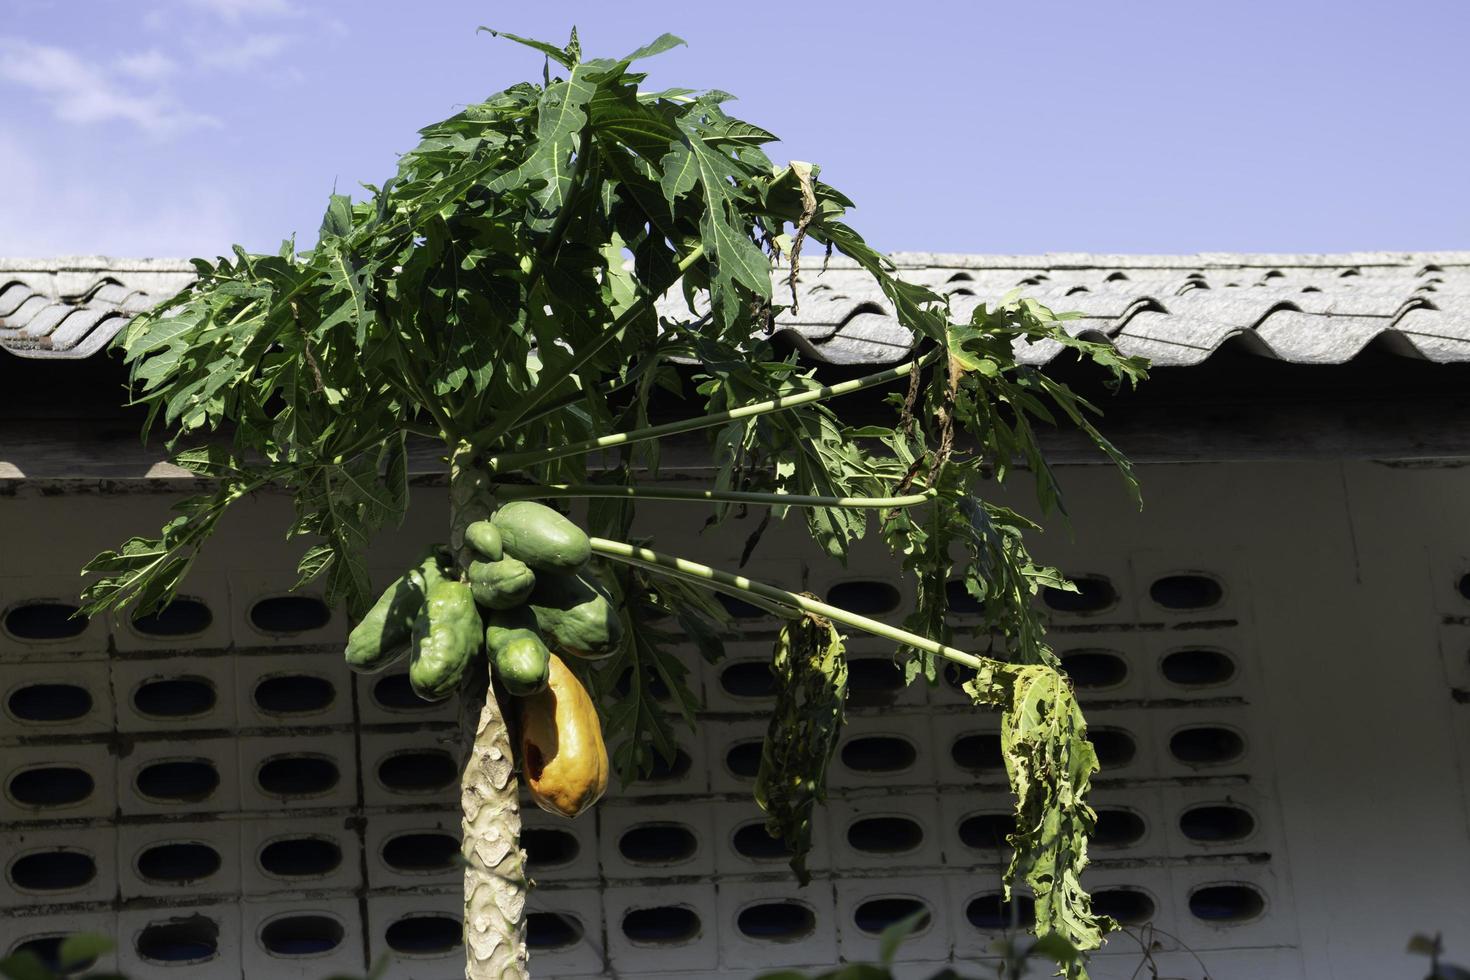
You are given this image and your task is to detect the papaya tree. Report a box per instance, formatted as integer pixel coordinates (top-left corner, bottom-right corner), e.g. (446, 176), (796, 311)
(78, 29), (1145, 980)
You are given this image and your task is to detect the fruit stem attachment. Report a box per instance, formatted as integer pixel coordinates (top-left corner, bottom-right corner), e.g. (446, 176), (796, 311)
(588, 536), (995, 673)
(496, 483), (936, 509)
(487, 348), (941, 474)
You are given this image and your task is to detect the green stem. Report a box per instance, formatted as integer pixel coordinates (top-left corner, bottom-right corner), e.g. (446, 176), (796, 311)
(469, 245), (707, 453)
(489, 348), (941, 474)
(498, 483), (934, 509)
(589, 536), (995, 673)
(615, 553), (802, 619)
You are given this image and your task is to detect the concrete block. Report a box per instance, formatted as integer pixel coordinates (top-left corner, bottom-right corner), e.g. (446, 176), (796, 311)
(365, 891), (464, 980)
(237, 733), (356, 811)
(599, 803), (715, 881)
(235, 648), (356, 728)
(118, 820), (240, 900)
(112, 655), (237, 733)
(242, 897), (365, 979)
(835, 875), (953, 964)
(612, 725), (709, 799)
(0, 743), (115, 822)
(361, 731), (461, 808)
(716, 878), (838, 971)
(115, 902), (242, 975)
(362, 809), (462, 890)
(111, 581), (232, 654)
(521, 803), (600, 885)
(605, 882), (719, 974)
(526, 885), (607, 977)
(709, 799), (832, 878)
(3, 910), (119, 971)
(829, 712), (935, 790)
(354, 665), (459, 726)
(702, 718), (767, 795)
(0, 573), (111, 661)
(240, 813), (361, 897)
(826, 794), (946, 873)
(0, 659), (111, 739)
(1167, 860), (1297, 951)
(228, 571), (344, 648)
(0, 824), (116, 908)
(117, 735), (239, 816)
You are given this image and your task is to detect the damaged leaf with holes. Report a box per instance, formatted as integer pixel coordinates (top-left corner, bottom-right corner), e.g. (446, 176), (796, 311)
(755, 613), (849, 885)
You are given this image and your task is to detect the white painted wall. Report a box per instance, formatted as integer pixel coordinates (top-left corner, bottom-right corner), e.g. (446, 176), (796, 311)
(0, 459), (1466, 979)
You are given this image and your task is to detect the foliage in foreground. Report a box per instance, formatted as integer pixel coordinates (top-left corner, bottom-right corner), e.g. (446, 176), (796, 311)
(76, 28), (1148, 976)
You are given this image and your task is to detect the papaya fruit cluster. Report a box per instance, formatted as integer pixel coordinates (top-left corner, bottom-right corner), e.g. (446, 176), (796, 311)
(343, 500), (617, 818)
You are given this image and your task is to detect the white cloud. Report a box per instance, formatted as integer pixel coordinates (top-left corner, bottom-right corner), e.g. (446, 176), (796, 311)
(0, 126), (240, 257)
(0, 39), (217, 134)
(180, 0), (296, 23)
(114, 49), (179, 81)
(193, 32), (295, 71)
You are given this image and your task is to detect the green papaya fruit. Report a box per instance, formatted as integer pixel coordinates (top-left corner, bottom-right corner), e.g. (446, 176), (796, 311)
(344, 551), (447, 673)
(484, 607), (551, 696)
(491, 501), (591, 573)
(464, 520), (503, 561)
(408, 579), (482, 701)
(527, 571), (623, 659)
(467, 556), (536, 610)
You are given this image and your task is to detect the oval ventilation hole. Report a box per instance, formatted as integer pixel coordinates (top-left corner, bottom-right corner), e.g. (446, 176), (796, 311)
(720, 661), (776, 699)
(253, 674), (336, 715)
(137, 842), (222, 883)
(384, 915), (461, 955)
(1180, 804), (1256, 843)
(132, 599), (213, 637)
(945, 579), (984, 615)
(716, 593), (767, 619)
(854, 897), (931, 935)
(732, 821), (790, 860)
(8, 766), (94, 807)
(957, 812), (1015, 850)
(966, 893), (1036, 930)
(644, 749), (692, 782)
(847, 816), (924, 854)
(1091, 728), (1137, 769)
(260, 915), (344, 957)
(1093, 808), (1147, 847)
(259, 837), (343, 877)
(136, 760), (219, 803)
(951, 733), (1004, 773)
(383, 832), (459, 873)
(618, 823), (698, 864)
(840, 735), (917, 773)
(726, 741), (763, 779)
(9, 850), (96, 891)
(1150, 575), (1223, 611)
(257, 755), (339, 797)
(373, 673), (432, 711)
(622, 906), (701, 945)
(1091, 889), (1155, 925)
(846, 657), (906, 707)
(1042, 576), (1116, 614)
(523, 828), (579, 871)
(10, 936), (93, 973)
(1170, 727), (1245, 766)
(1061, 651), (1128, 689)
(7, 683), (93, 723)
(737, 902), (816, 941)
(1161, 648), (1236, 686)
(379, 750), (457, 794)
(1189, 884), (1265, 923)
(614, 667), (670, 701)
(4, 602), (87, 640)
(249, 595), (331, 634)
(825, 580), (901, 615)
(133, 677), (216, 719)
(136, 915), (220, 963)
(1460, 573), (1470, 602)
(527, 912), (583, 951)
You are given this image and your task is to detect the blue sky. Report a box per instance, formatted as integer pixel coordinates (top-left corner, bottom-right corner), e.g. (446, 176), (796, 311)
(1, 0), (1466, 258)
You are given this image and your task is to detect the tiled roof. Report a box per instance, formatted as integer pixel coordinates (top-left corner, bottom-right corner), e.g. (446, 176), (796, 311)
(6, 252), (1470, 366)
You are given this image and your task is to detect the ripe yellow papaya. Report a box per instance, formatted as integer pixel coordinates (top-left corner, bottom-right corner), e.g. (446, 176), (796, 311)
(518, 654), (608, 818)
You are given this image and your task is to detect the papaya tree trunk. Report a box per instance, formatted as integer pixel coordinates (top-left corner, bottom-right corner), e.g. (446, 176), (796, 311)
(450, 444), (530, 979)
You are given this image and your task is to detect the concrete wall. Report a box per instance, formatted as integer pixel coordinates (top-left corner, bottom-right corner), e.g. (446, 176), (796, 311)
(0, 459), (1467, 979)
